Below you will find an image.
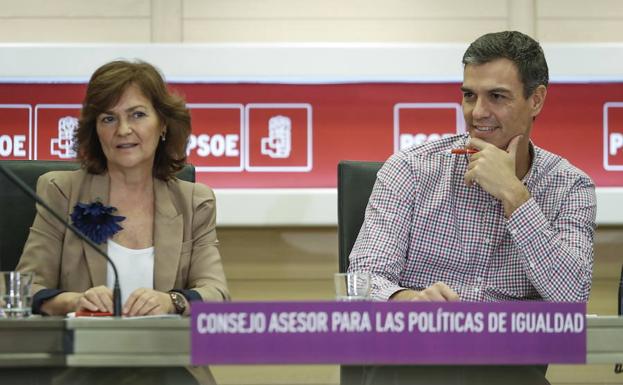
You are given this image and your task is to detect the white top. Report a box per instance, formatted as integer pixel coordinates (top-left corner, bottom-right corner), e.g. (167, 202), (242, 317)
(106, 239), (155, 306)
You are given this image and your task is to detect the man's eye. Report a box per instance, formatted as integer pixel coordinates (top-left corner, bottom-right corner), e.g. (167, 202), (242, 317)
(463, 92), (474, 99)
(491, 93), (505, 100)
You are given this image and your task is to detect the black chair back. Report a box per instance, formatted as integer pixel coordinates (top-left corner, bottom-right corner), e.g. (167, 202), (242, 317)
(337, 160), (383, 273)
(0, 160), (195, 271)
(337, 160), (383, 385)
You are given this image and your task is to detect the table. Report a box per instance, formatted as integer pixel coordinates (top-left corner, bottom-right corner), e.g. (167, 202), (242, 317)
(586, 316), (623, 363)
(1, 316), (623, 383)
(0, 317), (193, 385)
(0, 318), (65, 367)
(66, 318), (189, 367)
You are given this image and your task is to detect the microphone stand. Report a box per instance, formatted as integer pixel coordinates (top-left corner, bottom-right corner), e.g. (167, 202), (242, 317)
(0, 164), (122, 317)
(616, 265), (623, 374)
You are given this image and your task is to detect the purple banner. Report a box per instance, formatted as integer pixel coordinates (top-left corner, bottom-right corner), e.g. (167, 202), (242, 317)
(191, 301), (586, 365)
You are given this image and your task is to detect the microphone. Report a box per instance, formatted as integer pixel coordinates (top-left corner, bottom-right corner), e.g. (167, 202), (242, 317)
(0, 164), (122, 317)
(619, 264), (623, 316)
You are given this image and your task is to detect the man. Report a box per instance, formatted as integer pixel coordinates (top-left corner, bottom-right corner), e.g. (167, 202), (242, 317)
(348, 31), (596, 384)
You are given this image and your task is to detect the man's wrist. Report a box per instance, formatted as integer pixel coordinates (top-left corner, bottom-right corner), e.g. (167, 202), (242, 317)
(502, 181), (530, 218)
(390, 289), (418, 301)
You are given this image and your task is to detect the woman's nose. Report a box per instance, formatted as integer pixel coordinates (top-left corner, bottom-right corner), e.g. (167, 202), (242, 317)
(116, 119), (132, 136)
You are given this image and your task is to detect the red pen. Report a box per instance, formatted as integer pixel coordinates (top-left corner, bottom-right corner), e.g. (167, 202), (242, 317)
(450, 148), (479, 155)
(75, 310), (113, 317)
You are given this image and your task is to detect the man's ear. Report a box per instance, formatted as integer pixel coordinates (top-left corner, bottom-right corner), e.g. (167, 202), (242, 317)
(530, 85), (547, 118)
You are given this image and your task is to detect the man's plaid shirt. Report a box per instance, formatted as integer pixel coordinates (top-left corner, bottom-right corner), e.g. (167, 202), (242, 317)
(348, 134), (596, 302)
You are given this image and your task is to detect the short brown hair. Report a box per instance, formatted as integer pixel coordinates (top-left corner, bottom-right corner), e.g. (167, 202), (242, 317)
(462, 31), (549, 98)
(76, 60), (190, 180)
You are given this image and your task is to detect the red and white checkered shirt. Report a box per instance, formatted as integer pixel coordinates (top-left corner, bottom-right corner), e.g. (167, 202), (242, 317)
(348, 134), (596, 302)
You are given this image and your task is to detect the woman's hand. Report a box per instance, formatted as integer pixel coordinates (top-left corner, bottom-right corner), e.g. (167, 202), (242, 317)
(77, 285), (114, 313)
(123, 288), (174, 316)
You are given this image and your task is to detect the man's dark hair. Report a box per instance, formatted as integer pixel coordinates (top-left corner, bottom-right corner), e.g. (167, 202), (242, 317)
(462, 31), (549, 98)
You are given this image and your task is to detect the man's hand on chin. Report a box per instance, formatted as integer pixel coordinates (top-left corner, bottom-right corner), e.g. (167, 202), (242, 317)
(464, 135), (531, 218)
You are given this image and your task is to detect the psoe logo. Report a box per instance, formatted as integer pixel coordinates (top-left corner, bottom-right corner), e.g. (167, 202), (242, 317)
(603, 102), (623, 171)
(50, 116), (79, 159)
(0, 104), (31, 159)
(261, 115), (291, 158)
(394, 103), (465, 152)
(34, 104), (81, 160)
(245, 103), (312, 172)
(185, 104), (244, 172)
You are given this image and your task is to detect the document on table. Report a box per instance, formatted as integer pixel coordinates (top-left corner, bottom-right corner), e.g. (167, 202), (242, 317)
(67, 312), (181, 319)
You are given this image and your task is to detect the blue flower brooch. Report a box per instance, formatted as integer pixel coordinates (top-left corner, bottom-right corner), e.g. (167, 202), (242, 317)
(70, 201), (126, 244)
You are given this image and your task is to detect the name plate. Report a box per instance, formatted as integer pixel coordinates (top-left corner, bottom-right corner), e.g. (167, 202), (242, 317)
(191, 301), (586, 365)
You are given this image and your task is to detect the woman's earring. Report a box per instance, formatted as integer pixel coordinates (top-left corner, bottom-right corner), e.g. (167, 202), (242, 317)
(160, 132), (166, 142)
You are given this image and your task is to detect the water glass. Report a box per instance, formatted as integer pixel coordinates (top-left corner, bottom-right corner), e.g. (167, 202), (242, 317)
(0, 271), (33, 318)
(334, 272), (371, 301)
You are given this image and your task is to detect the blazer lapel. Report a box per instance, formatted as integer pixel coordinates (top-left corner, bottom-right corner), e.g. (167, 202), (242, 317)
(153, 179), (183, 292)
(82, 173), (110, 287)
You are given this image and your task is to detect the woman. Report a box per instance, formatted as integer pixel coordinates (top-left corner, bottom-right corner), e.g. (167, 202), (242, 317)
(16, 60), (229, 316)
(17, 60), (228, 384)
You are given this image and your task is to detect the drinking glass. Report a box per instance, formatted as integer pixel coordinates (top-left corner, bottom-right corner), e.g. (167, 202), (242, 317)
(0, 271), (33, 318)
(334, 272), (371, 301)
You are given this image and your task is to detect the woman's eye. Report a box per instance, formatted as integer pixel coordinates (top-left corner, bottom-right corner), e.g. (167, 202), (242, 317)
(101, 116), (115, 123)
(132, 111), (146, 119)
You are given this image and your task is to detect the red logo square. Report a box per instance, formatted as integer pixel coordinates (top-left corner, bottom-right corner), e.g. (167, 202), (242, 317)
(394, 103), (465, 152)
(35, 104), (81, 161)
(0, 105), (31, 160)
(245, 104), (312, 172)
(604, 102), (623, 171)
(186, 104), (243, 172)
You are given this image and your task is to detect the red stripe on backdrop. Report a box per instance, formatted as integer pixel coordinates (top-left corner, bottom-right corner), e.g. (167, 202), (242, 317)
(1, 82), (622, 187)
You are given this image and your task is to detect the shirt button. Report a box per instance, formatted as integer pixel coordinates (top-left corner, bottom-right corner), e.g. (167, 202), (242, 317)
(484, 238), (491, 245)
(475, 276), (483, 283)
(529, 262), (535, 269)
